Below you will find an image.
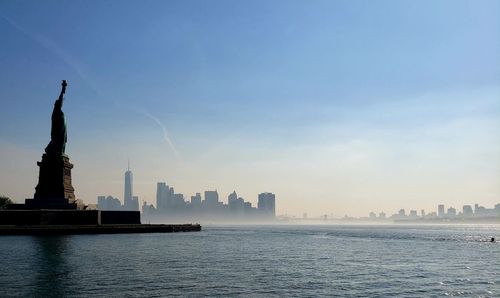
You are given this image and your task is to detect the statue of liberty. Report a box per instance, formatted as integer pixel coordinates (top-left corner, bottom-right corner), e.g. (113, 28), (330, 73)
(45, 80), (68, 155)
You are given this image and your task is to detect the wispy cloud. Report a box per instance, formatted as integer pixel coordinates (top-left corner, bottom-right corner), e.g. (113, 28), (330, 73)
(139, 110), (181, 161)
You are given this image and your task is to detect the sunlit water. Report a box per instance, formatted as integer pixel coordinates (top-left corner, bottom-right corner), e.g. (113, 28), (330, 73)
(0, 224), (498, 297)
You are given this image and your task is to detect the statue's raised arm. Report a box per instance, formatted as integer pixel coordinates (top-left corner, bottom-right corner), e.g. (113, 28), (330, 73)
(59, 80), (67, 104)
(45, 80), (68, 155)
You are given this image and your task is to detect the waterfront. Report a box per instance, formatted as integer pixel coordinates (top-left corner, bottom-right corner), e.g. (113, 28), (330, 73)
(0, 224), (498, 297)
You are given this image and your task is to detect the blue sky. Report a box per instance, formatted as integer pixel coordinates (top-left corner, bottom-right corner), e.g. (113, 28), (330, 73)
(0, 0), (499, 216)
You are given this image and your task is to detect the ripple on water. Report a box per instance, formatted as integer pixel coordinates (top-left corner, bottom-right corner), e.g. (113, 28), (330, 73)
(0, 224), (498, 297)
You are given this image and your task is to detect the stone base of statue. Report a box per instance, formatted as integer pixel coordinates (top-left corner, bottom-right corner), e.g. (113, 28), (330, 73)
(25, 153), (82, 209)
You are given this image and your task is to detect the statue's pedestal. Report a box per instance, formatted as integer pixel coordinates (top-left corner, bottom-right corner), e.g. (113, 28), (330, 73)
(25, 153), (81, 209)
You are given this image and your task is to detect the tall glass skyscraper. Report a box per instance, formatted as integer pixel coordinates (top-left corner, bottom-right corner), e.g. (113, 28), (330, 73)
(124, 170), (133, 204)
(124, 161), (139, 211)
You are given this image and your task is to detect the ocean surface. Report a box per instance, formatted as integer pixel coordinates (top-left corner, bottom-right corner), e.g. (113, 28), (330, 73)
(0, 224), (498, 297)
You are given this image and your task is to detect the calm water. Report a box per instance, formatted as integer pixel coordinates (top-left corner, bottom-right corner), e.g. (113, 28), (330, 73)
(0, 224), (498, 297)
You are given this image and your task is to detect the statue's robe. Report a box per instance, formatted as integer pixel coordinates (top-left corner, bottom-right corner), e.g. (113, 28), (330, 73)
(45, 98), (67, 155)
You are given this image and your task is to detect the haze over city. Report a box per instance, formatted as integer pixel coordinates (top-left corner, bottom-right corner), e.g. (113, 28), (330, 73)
(1, 0), (499, 217)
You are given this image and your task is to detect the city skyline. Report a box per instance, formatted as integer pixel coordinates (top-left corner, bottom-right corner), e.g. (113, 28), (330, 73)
(364, 202), (500, 221)
(98, 165), (276, 220)
(0, 0), (499, 217)
(96, 163), (498, 221)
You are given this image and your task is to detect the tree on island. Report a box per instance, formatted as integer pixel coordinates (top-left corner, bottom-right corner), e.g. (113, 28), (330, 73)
(0, 196), (13, 209)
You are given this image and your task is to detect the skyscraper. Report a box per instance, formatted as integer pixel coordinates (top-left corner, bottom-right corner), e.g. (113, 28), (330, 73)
(156, 182), (167, 210)
(438, 204), (445, 217)
(258, 192), (276, 218)
(123, 161), (139, 211)
(227, 191), (246, 216)
(463, 205), (473, 216)
(124, 162), (133, 204)
(97, 195), (106, 210)
(190, 193), (202, 208)
(228, 191), (238, 205)
(204, 190), (219, 210)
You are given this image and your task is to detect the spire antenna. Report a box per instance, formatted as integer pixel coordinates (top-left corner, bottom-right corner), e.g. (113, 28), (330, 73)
(128, 158), (130, 171)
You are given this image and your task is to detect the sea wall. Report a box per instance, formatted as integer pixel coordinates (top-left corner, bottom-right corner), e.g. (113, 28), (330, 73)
(0, 210), (140, 225)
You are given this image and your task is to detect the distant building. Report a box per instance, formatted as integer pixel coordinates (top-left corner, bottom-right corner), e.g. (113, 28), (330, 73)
(97, 195), (122, 210)
(243, 201), (253, 214)
(462, 205), (473, 217)
(258, 192), (276, 218)
(191, 193), (202, 207)
(379, 212), (386, 219)
(227, 191), (246, 216)
(421, 209), (425, 217)
(409, 210), (417, 218)
(131, 196), (139, 211)
(398, 209), (406, 217)
(473, 203), (498, 217)
(227, 191), (238, 209)
(427, 212), (437, 218)
(173, 193), (185, 208)
(438, 204), (445, 217)
(369, 212), (377, 219)
(447, 207), (457, 217)
(204, 190), (219, 210)
(156, 182), (172, 211)
(142, 201), (155, 217)
(97, 196), (106, 209)
(123, 164), (139, 211)
(123, 166), (133, 209)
